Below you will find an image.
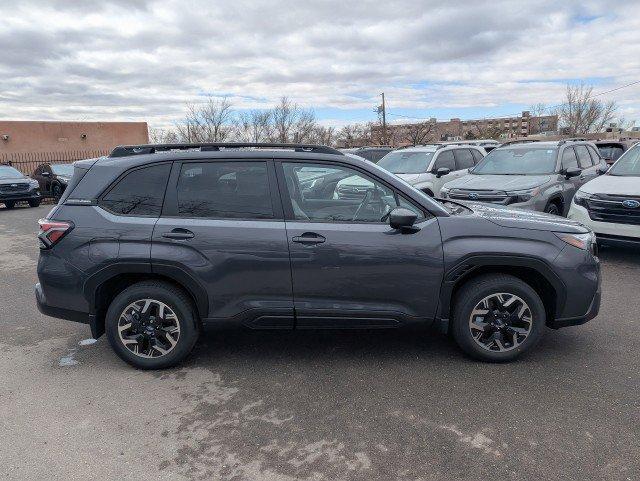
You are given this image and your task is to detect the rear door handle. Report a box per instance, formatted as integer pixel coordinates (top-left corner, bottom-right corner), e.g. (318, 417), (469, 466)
(292, 232), (326, 244)
(162, 228), (195, 240)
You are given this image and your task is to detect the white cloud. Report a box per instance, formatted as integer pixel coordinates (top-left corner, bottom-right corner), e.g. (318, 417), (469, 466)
(0, 0), (639, 127)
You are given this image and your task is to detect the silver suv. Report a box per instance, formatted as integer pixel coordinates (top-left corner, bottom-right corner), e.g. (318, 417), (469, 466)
(377, 144), (486, 196)
(440, 140), (609, 215)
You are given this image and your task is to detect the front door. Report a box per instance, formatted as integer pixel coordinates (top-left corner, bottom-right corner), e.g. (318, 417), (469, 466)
(278, 161), (444, 328)
(152, 159), (294, 328)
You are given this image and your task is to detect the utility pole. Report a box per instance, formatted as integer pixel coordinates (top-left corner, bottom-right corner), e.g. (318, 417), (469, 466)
(381, 92), (387, 146)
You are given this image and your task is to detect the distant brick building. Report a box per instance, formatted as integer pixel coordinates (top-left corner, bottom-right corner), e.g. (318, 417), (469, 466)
(0, 121), (148, 155)
(372, 111), (558, 146)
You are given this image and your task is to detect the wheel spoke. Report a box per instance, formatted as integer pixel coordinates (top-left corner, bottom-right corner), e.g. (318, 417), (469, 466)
(118, 299), (180, 359)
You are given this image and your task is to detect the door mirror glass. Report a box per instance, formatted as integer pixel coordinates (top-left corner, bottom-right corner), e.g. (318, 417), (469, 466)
(389, 207), (418, 229)
(435, 167), (451, 178)
(565, 167), (582, 178)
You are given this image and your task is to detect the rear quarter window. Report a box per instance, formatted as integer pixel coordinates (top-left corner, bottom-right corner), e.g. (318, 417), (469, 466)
(99, 163), (171, 216)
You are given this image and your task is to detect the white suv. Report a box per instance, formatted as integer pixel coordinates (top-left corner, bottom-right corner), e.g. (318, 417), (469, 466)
(377, 144), (486, 196)
(568, 143), (640, 247)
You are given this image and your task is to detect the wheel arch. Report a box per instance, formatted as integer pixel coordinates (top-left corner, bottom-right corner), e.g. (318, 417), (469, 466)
(437, 255), (565, 331)
(84, 264), (208, 338)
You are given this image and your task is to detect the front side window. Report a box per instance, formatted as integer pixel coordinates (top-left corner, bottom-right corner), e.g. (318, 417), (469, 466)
(100, 163), (171, 216)
(176, 161), (273, 219)
(575, 145), (593, 168)
(453, 149), (475, 170)
(474, 148), (558, 175)
(377, 151), (434, 174)
(561, 148), (579, 170)
(282, 162), (424, 223)
(433, 150), (456, 171)
(608, 145), (640, 177)
(471, 149), (484, 164)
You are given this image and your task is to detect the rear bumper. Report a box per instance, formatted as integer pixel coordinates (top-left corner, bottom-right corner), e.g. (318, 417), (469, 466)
(35, 282), (88, 324)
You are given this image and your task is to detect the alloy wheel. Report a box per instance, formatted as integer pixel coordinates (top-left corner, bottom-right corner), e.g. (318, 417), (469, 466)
(117, 299), (181, 358)
(468, 292), (533, 352)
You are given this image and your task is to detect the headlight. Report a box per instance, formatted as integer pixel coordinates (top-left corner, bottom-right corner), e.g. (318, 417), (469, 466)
(506, 187), (540, 204)
(28, 179), (39, 189)
(440, 187), (450, 198)
(573, 190), (591, 207)
(555, 231), (596, 252)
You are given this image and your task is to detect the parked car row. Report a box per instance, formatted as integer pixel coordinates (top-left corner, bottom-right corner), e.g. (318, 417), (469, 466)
(0, 162), (73, 208)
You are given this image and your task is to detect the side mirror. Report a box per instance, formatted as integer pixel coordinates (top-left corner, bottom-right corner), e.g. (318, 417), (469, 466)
(597, 165), (609, 175)
(435, 167), (451, 178)
(389, 207), (418, 230)
(565, 167), (582, 178)
(41, 171), (50, 177)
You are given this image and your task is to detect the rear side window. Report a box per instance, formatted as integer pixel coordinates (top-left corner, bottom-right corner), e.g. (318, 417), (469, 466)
(575, 145), (593, 168)
(433, 150), (456, 171)
(561, 148), (579, 170)
(453, 149), (474, 170)
(470, 149), (484, 164)
(176, 161), (273, 219)
(99, 163), (171, 216)
(586, 145), (601, 163)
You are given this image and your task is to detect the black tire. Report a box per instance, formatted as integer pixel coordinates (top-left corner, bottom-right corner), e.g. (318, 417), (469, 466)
(451, 274), (545, 362)
(3, 201), (15, 209)
(105, 281), (200, 369)
(422, 189), (434, 197)
(28, 199), (41, 207)
(52, 183), (62, 199)
(544, 201), (561, 216)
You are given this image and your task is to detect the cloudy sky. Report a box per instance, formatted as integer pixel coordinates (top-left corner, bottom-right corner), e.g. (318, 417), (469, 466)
(1, 0), (639, 129)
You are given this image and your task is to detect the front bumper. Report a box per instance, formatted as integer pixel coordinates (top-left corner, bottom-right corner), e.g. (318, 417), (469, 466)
(549, 277), (601, 329)
(0, 189), (41, 202)
(568, 203), (640, 244)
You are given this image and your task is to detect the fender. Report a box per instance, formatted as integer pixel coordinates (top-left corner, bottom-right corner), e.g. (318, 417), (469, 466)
(436, 254), (566, 328)
(83, 262), (209, 319)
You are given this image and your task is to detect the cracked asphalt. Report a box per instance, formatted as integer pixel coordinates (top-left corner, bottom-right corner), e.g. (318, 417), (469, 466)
(1, 204), (639, 481)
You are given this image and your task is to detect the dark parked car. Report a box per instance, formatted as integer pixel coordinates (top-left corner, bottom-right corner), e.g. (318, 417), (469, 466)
(32, 163), (74, 198)
(595, 139), (638, 165)
(36, 143), (601, 369)
(339, 146), (393, 163)
(0, 164), (41, 209)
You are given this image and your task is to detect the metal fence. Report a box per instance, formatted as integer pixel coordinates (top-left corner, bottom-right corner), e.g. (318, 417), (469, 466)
(1, 150), (109, 203)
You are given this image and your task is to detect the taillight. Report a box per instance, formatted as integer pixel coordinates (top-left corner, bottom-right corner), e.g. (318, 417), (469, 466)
(38, 219), (73, 249)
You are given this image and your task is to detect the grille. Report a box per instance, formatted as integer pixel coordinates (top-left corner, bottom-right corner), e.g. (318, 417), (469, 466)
(586, 194), (640, 226)
(0, 183), (30, 193)
(448, 189), (510, 204)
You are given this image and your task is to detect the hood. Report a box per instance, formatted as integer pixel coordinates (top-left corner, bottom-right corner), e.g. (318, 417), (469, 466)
(0, 175), (30, 186)
(444, 174), (553, 192)
(396, 173), (423, 184)
(579, 175), (640, 196)
(459, 201), (588, 233)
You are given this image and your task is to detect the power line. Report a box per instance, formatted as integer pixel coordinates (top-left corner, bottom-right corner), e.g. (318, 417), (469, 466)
(386, 79), (640, 123)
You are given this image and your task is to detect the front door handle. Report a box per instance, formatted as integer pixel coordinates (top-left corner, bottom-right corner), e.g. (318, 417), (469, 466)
(292, 232), (326, 244)
(162, 228), (195, 240)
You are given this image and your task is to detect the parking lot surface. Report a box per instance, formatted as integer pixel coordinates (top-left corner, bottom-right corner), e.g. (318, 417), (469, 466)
(1, 204), (639, 481)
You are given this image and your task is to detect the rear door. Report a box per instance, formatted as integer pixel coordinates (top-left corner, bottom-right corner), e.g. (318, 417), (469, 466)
(152, 159), (294, 328)
(575, 144), (598, 186)
(277, 160), (444, 328)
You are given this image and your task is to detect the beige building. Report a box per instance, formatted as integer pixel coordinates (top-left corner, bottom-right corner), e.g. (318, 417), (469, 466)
(373, 111), (558, 146)
(0, 121), (148, 155)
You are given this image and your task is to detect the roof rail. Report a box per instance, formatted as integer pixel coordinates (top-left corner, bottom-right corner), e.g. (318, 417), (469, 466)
(558, 137), (589, 145)
(500, 139), (540, 146)
(109, 142), (344, 158)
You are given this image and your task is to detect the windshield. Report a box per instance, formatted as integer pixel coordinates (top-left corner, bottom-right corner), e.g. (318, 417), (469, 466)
(472, 147), (558, 175)
(608, 145), (640, 176)
(51, 164), (74, 176)
(0, 165), (24, 179)
(378, 151), (434, 174)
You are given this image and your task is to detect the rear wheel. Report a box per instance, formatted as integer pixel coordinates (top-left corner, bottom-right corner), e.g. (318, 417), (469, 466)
(451, 274), (545, 362)
(28, 199), (41, 207)
(544, 201), (561, 216)
(3, 201), (15, 209)
(105, 281), (200, 369)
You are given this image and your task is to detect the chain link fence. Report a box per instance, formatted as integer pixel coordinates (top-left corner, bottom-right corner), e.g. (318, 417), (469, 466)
(1, 150), (109, 204)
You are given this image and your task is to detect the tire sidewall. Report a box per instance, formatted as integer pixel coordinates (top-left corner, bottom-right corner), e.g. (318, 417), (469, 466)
(105, 283), (198, 369)
(452, 277), (545, 362)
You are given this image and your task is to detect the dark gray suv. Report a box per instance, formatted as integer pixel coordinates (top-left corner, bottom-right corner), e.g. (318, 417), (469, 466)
(35, 143), (601, 369)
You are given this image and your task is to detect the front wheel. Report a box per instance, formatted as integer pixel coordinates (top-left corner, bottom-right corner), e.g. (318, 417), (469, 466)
(3, 201), (15, 209)
(28, 199), (41, 207)
(544, 202), (561, 216)
(451, 274), (545, 362)
(105, 281), (200, 369)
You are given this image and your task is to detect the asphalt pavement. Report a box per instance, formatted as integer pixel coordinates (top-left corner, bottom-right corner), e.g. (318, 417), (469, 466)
(0, 204), (638, 481)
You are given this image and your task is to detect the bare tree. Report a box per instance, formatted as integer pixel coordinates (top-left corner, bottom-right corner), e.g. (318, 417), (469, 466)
(336, 123), (374, 147)
(270, 97), (317, 143)
(309, 125), (336, 145)
(149, 127), (180, 144)
(555, 84), (617, 135)
(175, 96), (234, 142)
(529, 103), (547, 117)
(234, 110), (274, 142)
(403, 121), (436, 146)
